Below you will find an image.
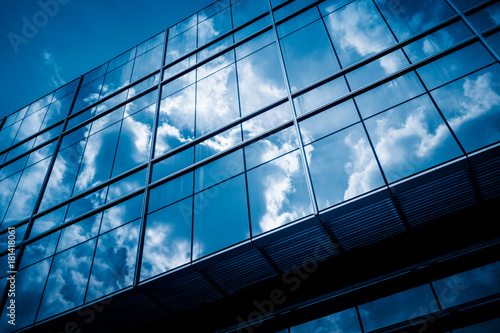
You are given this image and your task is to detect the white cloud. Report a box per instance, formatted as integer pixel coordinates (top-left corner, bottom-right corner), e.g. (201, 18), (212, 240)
(42, 51), (66, 88)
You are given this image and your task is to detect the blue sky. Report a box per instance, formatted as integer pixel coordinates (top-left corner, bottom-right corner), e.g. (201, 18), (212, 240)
(0, 0), (211, 120)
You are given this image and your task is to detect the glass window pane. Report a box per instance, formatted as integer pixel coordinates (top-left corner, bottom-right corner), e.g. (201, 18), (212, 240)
(452, 0), (486, 11)
(290, 307), (361, 333)
(305, 123), (385, 210)
(0, 258), (50, 331)
(280, 20), (341, 92)
(196, 64), (240, 136)
(433, 261), (500, 309)
(57, 213), (102, 252)
(358, 284), (436, 331)
(403, 21), (473, 63)
(346, 49), (409, 91)
(165, 25), (197, 65)
(235, 30), (274, 61)
(65, 187), (106, 222)
(248, 150), (312, 236)
(454, 317), (500, 333)
(197, 36), (234, 63)
(27, 93), (54, 116)
(237, 43), (287, 116)
(137, 31), (165, 56)
(299, 99), (360, 145)
(318, 0), (354, 16)
(141, 197), (192, 281)
(40, 140), (86, 211)
(277, 7), (321, 38)
(112, 107), (154, 177)
(197, 50), (235, 80)
(131, 44), (163, 82)
(485, 30), (500, 55)
(19, 230), (60, 269)
(82, 63), (107, 87)
(245, 126), (298, 169)
(148, 172), (194, 213)
(431, 64), (500, 152)
(156, 85), (196, 157)
(467, 2), (500, 32)
(31, 205), (67, 237)
(198, 7), (232, 47)
(355, 72), (425, 119)
(74, 76), (105, 112)
(14, 107), (46, 143)
(417, 42), (496, 90)
(152, 147), (194, 182)
(106, 168), (147, 202)
(2, 157), (51, 226)
(242, 102), (292, 140)
(73, 122), (120, 195)
(365, 95), (463, 182)
(164, 55), (196, 81)
(108, 48), (136, 72)
(101, 61), (134, 98)
(324, 0), (396, 67)
(100, 193), (144, 234)
(169, 14), (197, 39)
(375, 0), (454, 41)
(193, 174), (249, 259)
(195, 149), (244, 192)
(41, 92), (74, 129)
(86, 219), (140, 302)
(234, 15), (273, 43)
(195, 125), (242, 162)
(37, 239), (96, 320)
(232, 0), (268, 28)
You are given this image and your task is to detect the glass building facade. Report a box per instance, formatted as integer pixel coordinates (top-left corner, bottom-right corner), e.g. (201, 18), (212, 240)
(1, 0), (500, 332)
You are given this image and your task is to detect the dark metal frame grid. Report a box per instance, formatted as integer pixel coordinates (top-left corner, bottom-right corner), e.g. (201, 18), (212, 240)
(0, 0), (499, 330)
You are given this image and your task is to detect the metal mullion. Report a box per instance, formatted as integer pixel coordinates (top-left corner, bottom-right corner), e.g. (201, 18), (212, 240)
(134, 29), (169, 286)
(445, 0), (500, 62)
(0, 116), (5, 132)
(0, 75), (83, 317)
(266, 0), (319, 215)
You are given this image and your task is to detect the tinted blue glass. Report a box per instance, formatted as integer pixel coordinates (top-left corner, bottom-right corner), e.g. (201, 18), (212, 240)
(431, 65), (500, 152)
(14, 107), (46, 143)
(198, 7), (232, 47)
(19, 230), (60, 269)
(375, 0), (454, 41)
(359, 284), (437, 331)
(156, 85), (196, 157)
(65, 187), (106, 222)
(27, 93), (53, 116)
(273, 0), (316, 21)
(403, 21), (473, 63)
(2, 157), (51, 226)
(106, 168), (147, 202)
(41, 92), (74, 129)
(234, 15), (273, 43)
(131, 44), (163, 82)
(293, 77), (349, 116)
(280, 20), (341, 92)
(39, 140), (85, 211)
(101, 61), (134, 98)
(169, 14), (197, 40)
(305, 123), (385, 210)
(483, 0), (500, 26)
(197, 36), (234, 63)
(365, 95), (463, 182)
(346, 50), (409, 91)
(242, 102), (292, 140)
(124, 90), (157, 117)
(81, 63), (107, 87)
(0, 258), (50, 331)
(57, 213), (102, 252)
(452, 0), (484, 11)
(195, 149), (244, 192)
(318, 0), (354, 16)
(108, 48), (136, 72)
(137, 32), (165, 56)
(235, 30), (274, 61)
(37, 239), (96, 320)
(74, 76), (105, 112)
(73, 121), (120, 195)
(165, 26), (198, 64)
(152, 147), (194, 182)
(433, 261), (500, 309)
(237, 43), (287, 116)
(112, 107), (154, 177)
(88, 106), (123, 135)
(245, 126), (299, 169)
(0, 121), (21, 151)
(248, 150), (312, 236)
(355, 71), (425, 119)
(417, 42), (496, 90)
(148, 172), (194, 212)
(299, 100), (360, 145)
(0, 223), (27, 248)
(486, 31), (500, 55)
(196, 64), (240, 136)
(197, 50), (235, 80)
(141, 197), (193, 281)
(0, 172), (20, 227)
(195, 125), (242, 161)
(324, 0), (396, 68)
(277, 7), (321, 38)
(231, 0), (268, 28)
(290, 307), (361, 333)
(193, 174), (249, 259)
(86, 219), (140, 302)
(31, 205), (67, 237)
(100, 194), (144, 234)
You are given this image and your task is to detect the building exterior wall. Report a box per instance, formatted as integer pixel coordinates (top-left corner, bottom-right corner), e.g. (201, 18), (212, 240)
(1, 0), (500, 331)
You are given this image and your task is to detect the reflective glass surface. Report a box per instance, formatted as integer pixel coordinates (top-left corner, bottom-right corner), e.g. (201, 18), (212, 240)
(290, 307), (361, 333)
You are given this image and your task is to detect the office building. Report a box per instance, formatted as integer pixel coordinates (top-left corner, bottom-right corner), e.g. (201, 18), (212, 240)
(1, 0), (500, 331)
